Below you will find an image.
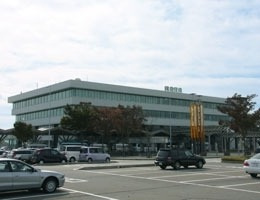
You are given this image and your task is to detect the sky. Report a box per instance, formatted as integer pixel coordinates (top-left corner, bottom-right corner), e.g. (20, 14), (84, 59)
(0, 0), (260, 129)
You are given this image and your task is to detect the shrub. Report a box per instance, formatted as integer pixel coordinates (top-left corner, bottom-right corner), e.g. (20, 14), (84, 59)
(221, 155), (250, 163)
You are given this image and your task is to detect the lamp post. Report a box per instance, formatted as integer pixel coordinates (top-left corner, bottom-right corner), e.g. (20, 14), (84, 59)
(48, 86), (51, 147)
(168, 116), (172, 149)
(170, 123), (172, 149)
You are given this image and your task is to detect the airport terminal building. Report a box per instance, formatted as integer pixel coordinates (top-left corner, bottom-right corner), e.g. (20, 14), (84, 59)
(8, 79), (228, 152)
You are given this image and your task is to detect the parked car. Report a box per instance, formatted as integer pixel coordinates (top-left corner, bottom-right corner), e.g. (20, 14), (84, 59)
(79, 146), (110, 163)
(254, 148), (260, 154)
(30, 148), (67, 164)
(0, 150), (7, 158)
(7, 149), (34, 163)
(0, 158), (65, 193)
(243, 153), (260, 178)
(154, 148), (206, 170)
(59, 145), (82, 162)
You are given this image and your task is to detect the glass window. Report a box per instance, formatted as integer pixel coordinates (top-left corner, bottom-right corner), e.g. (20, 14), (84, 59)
(185, 150), (193, 156)
(0, 161), (10, 172)
(10, 161), (32, 172)
(51, 149), (59, 155)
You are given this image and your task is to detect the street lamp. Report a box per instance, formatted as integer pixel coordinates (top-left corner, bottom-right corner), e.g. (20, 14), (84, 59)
(168, 115), (173, 149)
(48, 86), (51, 147)
(170, 123), (172, 149)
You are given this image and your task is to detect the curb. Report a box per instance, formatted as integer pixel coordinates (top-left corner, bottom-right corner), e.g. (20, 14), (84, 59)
(78, 163), (155, 170)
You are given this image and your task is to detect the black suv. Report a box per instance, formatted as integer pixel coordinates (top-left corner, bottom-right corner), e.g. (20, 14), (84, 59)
(154, 148), (206, 170)
(30, 148), (67, 164)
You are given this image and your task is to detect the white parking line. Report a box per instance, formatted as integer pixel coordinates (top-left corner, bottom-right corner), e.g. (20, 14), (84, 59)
(181, 175), (248, 183)
(66, 177), (88, 183)
(62, 187), (119, 200)
(83, 168), (260, 195)
(219, 181), (260, 188)
(150, 172), (209, 179)
(1, 190), (75, 200)
(149, 170), (242, 179)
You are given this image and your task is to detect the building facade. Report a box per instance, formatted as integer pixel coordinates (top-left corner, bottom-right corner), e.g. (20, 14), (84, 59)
(8, 79), (228, 152)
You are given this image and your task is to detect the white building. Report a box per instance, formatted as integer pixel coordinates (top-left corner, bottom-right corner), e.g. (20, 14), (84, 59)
(8, 79), (228, 152)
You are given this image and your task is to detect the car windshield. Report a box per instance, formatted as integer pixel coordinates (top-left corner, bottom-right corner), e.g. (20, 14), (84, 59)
(185, 150), (193, 156)
(251, 154), (260, 159)
(157, 150), (170, 157)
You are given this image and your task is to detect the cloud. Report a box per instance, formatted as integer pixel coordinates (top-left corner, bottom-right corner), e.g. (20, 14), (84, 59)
(0, 0), (259, 129)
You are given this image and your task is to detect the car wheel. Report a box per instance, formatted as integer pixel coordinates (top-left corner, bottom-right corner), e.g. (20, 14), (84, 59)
(42, 178), (57, 193)
(196, 160), (204, 169)
(173, 161), (181, 170)
(88, 158), (93, 163)
(160, 165), (166, 170)
(105, 157), (110, 163)
(70, 157), (76, 163)
(250, 173), (257, 178)
(39, 160), (44, 164)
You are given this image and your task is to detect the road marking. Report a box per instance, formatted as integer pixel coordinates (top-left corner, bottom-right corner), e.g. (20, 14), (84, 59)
(219, 181), (260, 188)
(150, 172), (211, 179)
(62, 187), (119, 200)
(66, 177), (88, 183)
(0, 190), (75, 200)
(83, 169), (260, 194)
(181, 175), (248, 183)
(149, 170), (242, 179)
(107, 168), (156, 173)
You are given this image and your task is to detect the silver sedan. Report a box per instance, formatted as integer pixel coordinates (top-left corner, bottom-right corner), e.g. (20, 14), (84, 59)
(0, 158), (65, 193)
(243, 153), (260, 178)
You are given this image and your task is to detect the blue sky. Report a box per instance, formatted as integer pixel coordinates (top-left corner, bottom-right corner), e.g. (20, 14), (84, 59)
(0, 0), (260, 129)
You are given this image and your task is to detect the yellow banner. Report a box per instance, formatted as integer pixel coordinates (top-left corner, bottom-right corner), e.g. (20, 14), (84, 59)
(190, 103), (204, 141)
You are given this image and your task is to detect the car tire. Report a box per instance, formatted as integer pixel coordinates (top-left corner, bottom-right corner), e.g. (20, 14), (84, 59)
(159, 165), (166, 170)
(70, 157), (76, 163)
(173, 161), (181, 170)
(196, 160), (204, 169)
(105, 157), (110, 163)
(42, 178), (57, 193)
(250, 173), (257, 178)
(88, 158), (93, 163)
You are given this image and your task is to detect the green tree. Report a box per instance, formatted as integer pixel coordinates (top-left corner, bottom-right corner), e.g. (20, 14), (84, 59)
(116, 105), (146, 149)
(217, 93), (260, 154)
(96, 107), (120, 151)
(60, 102), (99, 140)
(60, 103), (146, 151)
(13, 121), (33, 147)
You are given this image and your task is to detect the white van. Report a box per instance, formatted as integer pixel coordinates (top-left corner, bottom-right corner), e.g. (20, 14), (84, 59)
(59, 145), (82, 162)
(79, 147), (110, 163)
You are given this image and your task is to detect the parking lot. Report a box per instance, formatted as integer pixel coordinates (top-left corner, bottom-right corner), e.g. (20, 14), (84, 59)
(1, 159), (260, 200)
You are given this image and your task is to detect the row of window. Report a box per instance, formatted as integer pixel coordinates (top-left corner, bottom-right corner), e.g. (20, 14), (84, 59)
(16, 108), (63, 121)
(16, 107), (228, 122)
(13, 88), (224, 110)
(13, 90), (72, 109)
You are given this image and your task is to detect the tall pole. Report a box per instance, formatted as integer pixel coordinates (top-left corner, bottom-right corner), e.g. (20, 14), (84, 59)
(170, 124), (172, 149)
(48, 86), (51, 147)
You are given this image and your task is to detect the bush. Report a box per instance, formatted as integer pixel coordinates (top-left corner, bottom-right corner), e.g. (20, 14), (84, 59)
(221, 155), (250, 163)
